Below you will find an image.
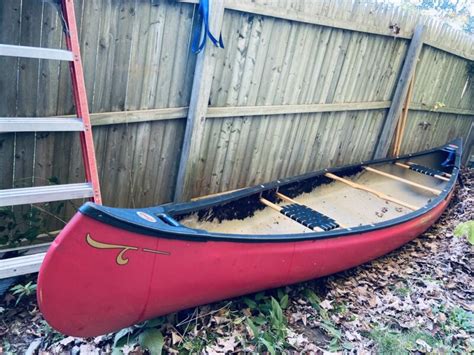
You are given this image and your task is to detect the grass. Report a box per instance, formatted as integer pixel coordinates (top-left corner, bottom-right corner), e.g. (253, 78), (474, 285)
(394, 286), (411, 297)
(369, 327), (441, 354)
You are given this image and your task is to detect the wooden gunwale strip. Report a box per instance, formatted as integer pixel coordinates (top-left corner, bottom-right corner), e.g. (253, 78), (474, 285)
(324, 172), (418, 211)
(394, 162), (450, 181)
(363, 166), (442, 195)
(190, 188), (244, 201)
(259, 197), (324, 232)
(275, 192), (348, 229)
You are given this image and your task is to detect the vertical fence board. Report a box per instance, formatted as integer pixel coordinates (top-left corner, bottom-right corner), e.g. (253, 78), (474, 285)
(0, 0), (21, 190)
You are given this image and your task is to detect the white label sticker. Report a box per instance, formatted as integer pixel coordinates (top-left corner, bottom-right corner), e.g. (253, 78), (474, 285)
(136, 211), (157, 223)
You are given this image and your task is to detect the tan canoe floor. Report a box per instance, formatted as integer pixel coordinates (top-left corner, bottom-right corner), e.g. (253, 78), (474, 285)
(180, 163), (448, 234)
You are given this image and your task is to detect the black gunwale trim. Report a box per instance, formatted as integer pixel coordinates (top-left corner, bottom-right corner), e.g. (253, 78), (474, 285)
(79, 139), (462, 243)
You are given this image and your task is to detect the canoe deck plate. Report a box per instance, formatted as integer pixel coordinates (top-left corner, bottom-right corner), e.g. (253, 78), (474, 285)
(408, 164), (447, 177)
(280, 204), (339, 231)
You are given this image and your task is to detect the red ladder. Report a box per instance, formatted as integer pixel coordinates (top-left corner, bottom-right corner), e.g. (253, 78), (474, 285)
(0, 0), (101, 278)
(0, 0), (101, 207)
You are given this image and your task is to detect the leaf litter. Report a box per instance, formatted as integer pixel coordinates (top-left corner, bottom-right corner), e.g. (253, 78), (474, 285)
(1, 169), (473, 354)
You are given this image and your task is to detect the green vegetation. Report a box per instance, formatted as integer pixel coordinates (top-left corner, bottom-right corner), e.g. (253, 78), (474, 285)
(0, 177), (70, 248)
(304, 288), (352, 351)
(112, 318), (166, 354)
(10, 281), (37, 305)
(454, 220), (474, 245)
(244, 291), (289, 354)
(369, 327), (446, 354)
(0, 207), (48, 247)
(448, 307), (474, 333)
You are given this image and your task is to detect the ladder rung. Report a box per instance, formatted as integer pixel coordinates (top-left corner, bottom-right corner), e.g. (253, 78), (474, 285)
(0, 183), (94, 207)
(0, 253), (46, 278)
(0, 242), (52, 254)
(0, 117), (84, 132)
(0, 44), (74, 61)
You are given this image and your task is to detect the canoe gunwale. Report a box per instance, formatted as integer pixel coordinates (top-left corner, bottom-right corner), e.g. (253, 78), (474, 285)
(79, 139), (462, 243)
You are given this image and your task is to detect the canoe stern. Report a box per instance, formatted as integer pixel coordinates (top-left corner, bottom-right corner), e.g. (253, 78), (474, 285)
(37, 212), (159, 337)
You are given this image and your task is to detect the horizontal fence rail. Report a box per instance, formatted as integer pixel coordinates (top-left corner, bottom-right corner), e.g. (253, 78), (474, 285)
(84, 102), (474, 126)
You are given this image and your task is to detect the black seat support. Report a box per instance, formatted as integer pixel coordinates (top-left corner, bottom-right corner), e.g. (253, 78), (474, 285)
(408, 163), (447, 177)
(280, 204), (339, 231)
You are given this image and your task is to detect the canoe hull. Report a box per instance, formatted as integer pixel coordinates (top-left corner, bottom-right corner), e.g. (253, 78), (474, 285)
(37, 191), (452, 337)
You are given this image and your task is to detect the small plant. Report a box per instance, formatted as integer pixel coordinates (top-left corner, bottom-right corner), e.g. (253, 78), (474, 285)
(454, 220), (474, 245)
(394, 286), (411, 297)
(112, 317), (166, 354)
(448, 307), (474, 333)
(10, 281), (37, 305)
(40, 320), (64, 343)
(244, 291), (289, 354)
(303, 288), (351, 351)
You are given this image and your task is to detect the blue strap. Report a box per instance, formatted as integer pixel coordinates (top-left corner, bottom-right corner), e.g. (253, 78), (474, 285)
(441, 147), (455, 167)
(192, 0), (225, 53)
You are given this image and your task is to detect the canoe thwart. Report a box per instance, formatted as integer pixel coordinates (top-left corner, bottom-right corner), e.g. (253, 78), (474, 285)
(259, 197), (282, 212)
(324, 172), (418, 211)
(395, 162), (450, 181)
(363, 166), (442, 195)
(275, 191), (299, 205)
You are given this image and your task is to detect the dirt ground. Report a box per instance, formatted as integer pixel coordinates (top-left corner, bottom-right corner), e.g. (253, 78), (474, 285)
(1, 170), (472, 354)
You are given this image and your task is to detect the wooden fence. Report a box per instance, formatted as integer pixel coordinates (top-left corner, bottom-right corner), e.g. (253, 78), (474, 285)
(0, 0), (473, 231)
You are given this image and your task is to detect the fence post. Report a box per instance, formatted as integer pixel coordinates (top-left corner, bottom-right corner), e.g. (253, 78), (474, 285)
(174, 0), (225, 202)
(463, 122), (473, 166)
(373, 23), (425, 159)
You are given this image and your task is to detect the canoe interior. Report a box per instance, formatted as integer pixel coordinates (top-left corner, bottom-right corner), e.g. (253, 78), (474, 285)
(175, 151), (452, 235)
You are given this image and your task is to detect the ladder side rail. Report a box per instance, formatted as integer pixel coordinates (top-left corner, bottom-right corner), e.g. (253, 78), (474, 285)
(62, 0), (102, 204)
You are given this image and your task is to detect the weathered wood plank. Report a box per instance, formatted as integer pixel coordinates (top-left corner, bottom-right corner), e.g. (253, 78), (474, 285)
(152, 2), (194, 204)
(463, 122), (473, 165)
(374, 24), (425, 159)
(34, 1), (64, 227)
(199, 10), (241, 196)
(174, 0), (227, 201)
(35, 4), (63, 195)
(0, 0), (21, 190)
(233, 15), (275, 190)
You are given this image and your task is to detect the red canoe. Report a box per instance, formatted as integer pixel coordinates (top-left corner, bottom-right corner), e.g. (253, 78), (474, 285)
(38, 140), (461, 337)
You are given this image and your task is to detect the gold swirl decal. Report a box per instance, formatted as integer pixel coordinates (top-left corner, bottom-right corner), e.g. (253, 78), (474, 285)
(86, 234), (170, 266)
